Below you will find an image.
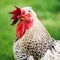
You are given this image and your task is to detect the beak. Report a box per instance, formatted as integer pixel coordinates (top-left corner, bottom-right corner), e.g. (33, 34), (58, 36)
(20, 17), (26, 21)
(11, 19), (18, 25)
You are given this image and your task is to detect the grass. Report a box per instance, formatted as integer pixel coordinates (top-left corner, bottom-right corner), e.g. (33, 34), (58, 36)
(0, 0), (60, 60)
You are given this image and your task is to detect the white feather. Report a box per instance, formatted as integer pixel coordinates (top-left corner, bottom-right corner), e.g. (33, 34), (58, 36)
(41, 41), (60, 60)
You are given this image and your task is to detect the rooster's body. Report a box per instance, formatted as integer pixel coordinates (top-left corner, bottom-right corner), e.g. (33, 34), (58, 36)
(10, 7), (60, 60)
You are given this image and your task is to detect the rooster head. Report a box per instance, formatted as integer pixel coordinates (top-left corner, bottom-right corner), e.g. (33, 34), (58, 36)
(9, 6), (36, 38)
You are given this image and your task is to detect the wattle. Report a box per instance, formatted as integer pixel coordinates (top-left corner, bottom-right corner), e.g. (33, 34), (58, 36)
(16, 19), (34, 38)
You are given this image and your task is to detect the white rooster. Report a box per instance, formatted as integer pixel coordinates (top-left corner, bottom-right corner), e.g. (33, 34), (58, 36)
(9, 6), (60, 60)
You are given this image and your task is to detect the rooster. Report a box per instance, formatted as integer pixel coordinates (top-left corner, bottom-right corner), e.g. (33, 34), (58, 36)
(9, 6), (60, 60)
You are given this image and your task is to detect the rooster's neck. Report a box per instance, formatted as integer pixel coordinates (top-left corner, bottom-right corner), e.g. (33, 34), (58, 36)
(33, 16), (52, 40)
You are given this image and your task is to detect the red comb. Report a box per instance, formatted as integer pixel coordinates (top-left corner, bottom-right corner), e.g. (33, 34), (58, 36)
(9, 6), (21, 25)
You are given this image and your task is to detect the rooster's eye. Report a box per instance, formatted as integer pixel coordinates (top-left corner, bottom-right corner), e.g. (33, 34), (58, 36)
(28, 10), (31, 12)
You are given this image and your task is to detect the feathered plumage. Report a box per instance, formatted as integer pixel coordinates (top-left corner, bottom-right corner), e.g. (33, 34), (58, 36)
(9, 6), (60, 60)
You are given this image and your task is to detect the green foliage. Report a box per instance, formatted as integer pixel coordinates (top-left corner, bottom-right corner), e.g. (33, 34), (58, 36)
(0, 0), (60, 60)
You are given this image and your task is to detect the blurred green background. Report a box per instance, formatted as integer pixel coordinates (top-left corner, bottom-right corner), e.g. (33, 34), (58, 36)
(0, 0), (60, 60)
